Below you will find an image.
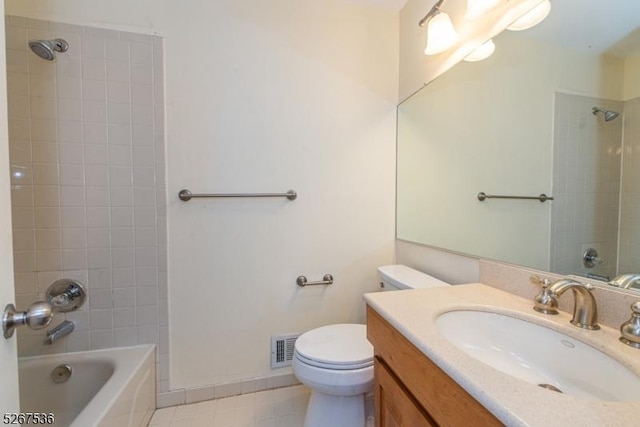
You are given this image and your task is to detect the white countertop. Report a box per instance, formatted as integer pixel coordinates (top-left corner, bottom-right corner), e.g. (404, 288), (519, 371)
(364, 283), (640, 427)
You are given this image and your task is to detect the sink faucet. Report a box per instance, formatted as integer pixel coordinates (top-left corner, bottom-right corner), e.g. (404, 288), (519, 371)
(609, 274), (640, 290)
(533, 279), (600, 330)
(44, 320), (74, 345)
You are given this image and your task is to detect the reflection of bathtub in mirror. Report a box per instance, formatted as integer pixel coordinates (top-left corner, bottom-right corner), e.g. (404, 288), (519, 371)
(396, 1), (640, 295)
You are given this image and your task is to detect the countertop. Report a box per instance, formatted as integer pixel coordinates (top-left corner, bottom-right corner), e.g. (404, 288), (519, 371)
(364, 283), (640, 427)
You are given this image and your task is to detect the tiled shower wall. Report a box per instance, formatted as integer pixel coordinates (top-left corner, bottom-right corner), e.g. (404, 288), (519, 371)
(619, 96), (640, 274)
(6, 16), (169, 392)
(551, 92), (623, 279)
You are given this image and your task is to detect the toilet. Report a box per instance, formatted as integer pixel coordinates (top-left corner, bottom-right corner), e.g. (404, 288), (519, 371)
(293, 265), (450, 427)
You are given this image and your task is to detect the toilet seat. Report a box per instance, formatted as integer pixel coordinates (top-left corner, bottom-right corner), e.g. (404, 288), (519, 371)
(294, 324), (373, 370)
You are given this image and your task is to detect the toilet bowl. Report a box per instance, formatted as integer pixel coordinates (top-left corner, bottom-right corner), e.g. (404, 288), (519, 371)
(293, 265), (450, 427)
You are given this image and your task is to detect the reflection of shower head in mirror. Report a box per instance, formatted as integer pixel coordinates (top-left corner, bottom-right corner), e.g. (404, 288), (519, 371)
(592, 107), (620, 122)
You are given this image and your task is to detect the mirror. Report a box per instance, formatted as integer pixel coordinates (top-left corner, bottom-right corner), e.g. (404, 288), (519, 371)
(397, 0), (640, 293)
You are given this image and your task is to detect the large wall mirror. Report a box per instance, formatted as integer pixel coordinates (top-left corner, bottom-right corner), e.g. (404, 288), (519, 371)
(397, 1), (640, 292)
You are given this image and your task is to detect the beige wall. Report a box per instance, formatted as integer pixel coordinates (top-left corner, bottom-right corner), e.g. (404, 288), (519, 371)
(6, 0), (399, 393)
(624, 54), (640, 100)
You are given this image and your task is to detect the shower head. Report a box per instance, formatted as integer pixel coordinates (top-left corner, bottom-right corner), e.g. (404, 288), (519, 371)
(592, 107), (620, 122)
(28, 39), (69, 61)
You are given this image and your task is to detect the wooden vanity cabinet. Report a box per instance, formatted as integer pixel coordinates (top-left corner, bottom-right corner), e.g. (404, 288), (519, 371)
(367, 306), (503, 427)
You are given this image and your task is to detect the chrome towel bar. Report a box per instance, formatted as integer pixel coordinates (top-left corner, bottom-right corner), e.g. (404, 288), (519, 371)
(179, 189), (297, 201)
(477, 192), (553, 203)
(296, 274), (334, 287)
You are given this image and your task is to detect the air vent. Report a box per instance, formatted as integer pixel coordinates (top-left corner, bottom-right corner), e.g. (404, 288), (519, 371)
(271, 333), (299, 368)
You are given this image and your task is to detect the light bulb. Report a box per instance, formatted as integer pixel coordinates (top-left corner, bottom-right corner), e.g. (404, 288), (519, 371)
(465, 0), (504, 20)
(463, 39), (496, 62)
(507, 0), (551, 31)
(424, 12), (459, 55)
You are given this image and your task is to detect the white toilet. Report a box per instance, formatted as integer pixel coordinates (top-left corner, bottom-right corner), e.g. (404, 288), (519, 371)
(293, 265), (450, 427)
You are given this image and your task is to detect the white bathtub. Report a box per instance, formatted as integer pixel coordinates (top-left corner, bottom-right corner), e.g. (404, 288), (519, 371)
(19, 345), (156, 427)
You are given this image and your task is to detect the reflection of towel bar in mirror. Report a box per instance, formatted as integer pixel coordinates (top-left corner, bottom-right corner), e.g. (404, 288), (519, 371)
(477, 192), (553, 203)
(179, 189), (297, 201)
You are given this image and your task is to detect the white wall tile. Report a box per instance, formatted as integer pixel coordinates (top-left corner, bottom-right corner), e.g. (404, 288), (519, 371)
(87, 227), (110, 248)
(35, 229), (60, 251)
(111, 227), (134, 248)
(61, 249), (87, 270)
(112, 247), (134, 267)
(7, 18), (168, 398)
(30, 97), (57, 120)
(84, 123), (108, 144)
(29, 74), (55, 97)
(107, 81), (130, 104)
(82, 79), (106, 102)
(83, 100), (107, 123)
(9, 118), (29, 140)
(61, 207), (86, 228)
(57, 99), (81, 121)
(82, 36), (106, 59)
(106, 39), (129, 62)
(112, 267), (135, 288)
(62, 228), (86, 249)
(60, 186), (85, 207)
(82, 58), (106, 80)
(58, 143), (84, 164)
(85, 165), (109, 186)
(6, 49), (28, 73)
(55, 56), (82, 78)
(57, 77), (82, 100)
(30, 119), (56, 142)
(88, 268), (112, 289)
(85, 186), (109, 206)
(109, 166), (133, 186)
(84, 145), (109, 164)
(107, 102), (131, 125)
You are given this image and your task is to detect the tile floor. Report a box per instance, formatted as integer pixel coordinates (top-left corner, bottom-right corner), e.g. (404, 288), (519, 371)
(148, 385), (310, 427)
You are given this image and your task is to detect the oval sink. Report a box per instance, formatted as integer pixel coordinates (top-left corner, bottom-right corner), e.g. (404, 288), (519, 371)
(436, 310), (640, 401)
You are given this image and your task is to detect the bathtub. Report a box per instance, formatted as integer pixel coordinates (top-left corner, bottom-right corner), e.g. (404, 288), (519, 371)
(18, 345), (156, 427)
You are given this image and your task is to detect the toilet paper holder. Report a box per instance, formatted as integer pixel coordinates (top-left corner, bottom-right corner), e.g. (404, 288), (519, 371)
(297, 274), (334, 287)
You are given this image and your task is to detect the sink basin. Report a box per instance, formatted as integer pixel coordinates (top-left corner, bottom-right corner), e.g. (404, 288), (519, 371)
(436, 310), (640, 401)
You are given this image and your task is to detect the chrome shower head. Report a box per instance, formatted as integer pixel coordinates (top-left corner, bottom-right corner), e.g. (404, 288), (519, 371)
(592, 107), (620, 122)
(28, 39), (69, 61)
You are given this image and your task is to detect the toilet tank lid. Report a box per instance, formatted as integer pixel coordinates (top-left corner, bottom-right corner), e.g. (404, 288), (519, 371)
(377, 265), (450, 289)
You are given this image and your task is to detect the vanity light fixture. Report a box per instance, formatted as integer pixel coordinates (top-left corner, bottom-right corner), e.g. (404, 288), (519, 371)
(507, 0), (551, 31)
(465, 0), (504, 20)
(463, 39), (496, 62)
(420, 0), (459, 55)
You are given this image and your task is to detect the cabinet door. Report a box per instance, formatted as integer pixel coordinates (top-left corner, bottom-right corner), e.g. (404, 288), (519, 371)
(375, 358), (436, 427)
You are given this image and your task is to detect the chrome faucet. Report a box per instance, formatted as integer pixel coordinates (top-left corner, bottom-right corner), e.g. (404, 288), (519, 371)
(533, 278), (600, 330)
(44, 320), (74, 345)
(609, 274), (640, 290)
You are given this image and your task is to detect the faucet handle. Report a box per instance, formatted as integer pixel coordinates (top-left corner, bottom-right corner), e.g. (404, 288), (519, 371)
(531, 275), (559, 315)
(620, 302), (640, 349)
(530, 275), (551, 288)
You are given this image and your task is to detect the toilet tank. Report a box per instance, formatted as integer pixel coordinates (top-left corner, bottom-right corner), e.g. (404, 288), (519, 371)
(377, 265), (450, 291)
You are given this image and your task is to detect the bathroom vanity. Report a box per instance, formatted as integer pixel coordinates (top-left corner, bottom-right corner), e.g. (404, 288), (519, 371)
(367, 306), (500, 426)
(365, 284), (640, 426)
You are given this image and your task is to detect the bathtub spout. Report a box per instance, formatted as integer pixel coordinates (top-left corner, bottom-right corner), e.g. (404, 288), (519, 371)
(44, 320), (74, 345)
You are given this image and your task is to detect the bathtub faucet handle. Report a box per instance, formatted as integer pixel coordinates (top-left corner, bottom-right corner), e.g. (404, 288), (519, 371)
(46, 279), (86, 312)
